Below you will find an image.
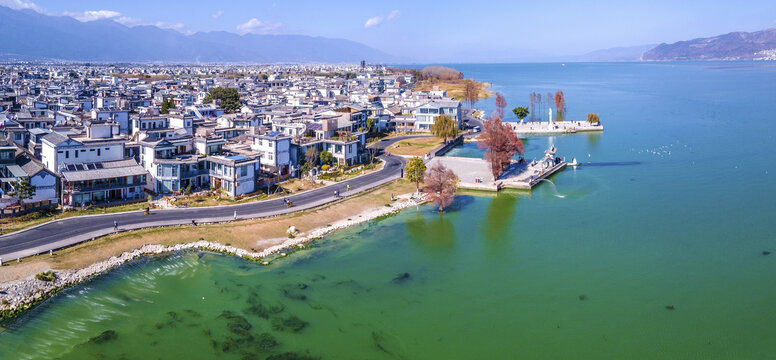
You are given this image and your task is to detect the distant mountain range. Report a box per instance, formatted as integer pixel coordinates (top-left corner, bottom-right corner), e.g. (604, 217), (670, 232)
(642, 28), (776, 61)
(2, 4), (775, 64)
(0, 6), (396, 63)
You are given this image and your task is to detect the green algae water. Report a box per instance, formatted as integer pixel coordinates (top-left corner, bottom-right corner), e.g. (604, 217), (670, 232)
(2, 62), (776, 359)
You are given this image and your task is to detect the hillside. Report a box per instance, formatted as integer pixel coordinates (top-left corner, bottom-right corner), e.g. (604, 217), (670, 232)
(0, 6), (395, 63)
(642, 28), (776, 61)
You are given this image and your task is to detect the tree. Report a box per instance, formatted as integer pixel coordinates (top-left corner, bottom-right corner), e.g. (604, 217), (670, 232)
(422, 163), (458, 212)
(430, 114), (458, 142)
(478, 111), (525, 180)
(396, 76), (407, 87)
(586, 113), (600, 124)
(554, 91), (566, 122)
(305, 147), (319, 166)
(319, 150), (334, 165)
(512, 107), (529, 122)
(160, 97), (171, 114)
(203, 87), (241, 113)
(366, 117), (375, 133)
(494, 93), (507, 118)
(405, 157), (426, 193)
(462, 80), (479, 109)
(10, 177), (36, 203)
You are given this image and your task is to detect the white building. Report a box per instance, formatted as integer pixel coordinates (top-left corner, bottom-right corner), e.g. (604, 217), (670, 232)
(414, 100), (463, 130)
(250, 132), (291, 175)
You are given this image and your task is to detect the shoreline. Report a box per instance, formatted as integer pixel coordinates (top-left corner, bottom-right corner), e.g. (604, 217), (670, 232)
(0, 193), (425, 324)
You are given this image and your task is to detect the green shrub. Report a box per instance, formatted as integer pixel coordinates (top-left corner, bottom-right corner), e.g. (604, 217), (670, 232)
(35, 271), (56, 282)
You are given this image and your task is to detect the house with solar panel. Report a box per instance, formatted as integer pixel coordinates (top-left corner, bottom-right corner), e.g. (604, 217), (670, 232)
(40, 124), (148, 206)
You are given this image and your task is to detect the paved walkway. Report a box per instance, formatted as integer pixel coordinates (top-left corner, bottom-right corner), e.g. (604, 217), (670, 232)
(508, 120), (603, 134)
(429, 154), (567, 191)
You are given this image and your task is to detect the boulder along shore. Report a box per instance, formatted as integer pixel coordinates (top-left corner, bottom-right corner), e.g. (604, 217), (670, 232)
(0, 193), (424, 324)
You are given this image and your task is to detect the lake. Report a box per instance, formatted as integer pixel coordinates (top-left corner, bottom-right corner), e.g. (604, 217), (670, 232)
(1, 62), (775, 359)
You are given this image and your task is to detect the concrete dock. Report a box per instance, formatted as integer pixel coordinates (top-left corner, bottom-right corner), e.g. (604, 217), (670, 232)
(508, 120), (603, 135)
(428, 153), (567, 191)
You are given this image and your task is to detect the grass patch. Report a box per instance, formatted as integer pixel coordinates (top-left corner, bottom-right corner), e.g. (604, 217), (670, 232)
(389, 137), (443, 157)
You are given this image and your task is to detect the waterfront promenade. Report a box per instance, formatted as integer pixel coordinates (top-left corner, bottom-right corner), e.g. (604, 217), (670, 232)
(0, 136), (420, 262)
(428, 152), (567, 191)
(508, 120), (603, 135)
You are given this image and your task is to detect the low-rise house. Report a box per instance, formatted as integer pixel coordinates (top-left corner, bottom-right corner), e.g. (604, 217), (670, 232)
(40, 124), (124, 174)
(60, 159), (148, 206)
(207, 154), (260, 197)
(250, 132), (291, 175)
(414, 100), (463, 130)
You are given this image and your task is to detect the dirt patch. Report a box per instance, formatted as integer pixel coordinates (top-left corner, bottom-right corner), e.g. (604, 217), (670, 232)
(415, 79), (492, 100)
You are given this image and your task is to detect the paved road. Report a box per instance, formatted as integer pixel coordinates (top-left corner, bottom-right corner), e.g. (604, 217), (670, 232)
(0, 136), (425, 261)
(464, 109), (483, 129)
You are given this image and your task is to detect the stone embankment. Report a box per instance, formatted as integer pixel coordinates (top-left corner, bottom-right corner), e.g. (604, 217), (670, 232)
(0, 194), (424, 323)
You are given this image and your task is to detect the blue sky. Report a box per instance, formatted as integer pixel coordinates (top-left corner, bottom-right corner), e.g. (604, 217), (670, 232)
(4, 0), (776, 60)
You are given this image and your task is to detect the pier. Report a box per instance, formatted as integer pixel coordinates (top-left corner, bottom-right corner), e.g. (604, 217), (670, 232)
(428, 150), (569, 191)
(508, 120), (603, 135)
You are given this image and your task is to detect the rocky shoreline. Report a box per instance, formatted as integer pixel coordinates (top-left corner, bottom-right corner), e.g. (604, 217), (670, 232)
(0, 194), (424, 324)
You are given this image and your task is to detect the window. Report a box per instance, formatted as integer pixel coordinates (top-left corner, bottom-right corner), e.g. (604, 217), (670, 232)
(172, 166), (178, 176)
(97, 149), (101, 156)
(74, 150), (78, 158)
(65, 150), (69, 159)
(240, 166), (247, 177)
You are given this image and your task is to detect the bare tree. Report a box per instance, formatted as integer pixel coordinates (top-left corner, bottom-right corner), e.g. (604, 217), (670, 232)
(463, 80), (479, 109)
(494, 93), (507, 118)
(478, 111), (525, 180)
(422, 163), (458, 212)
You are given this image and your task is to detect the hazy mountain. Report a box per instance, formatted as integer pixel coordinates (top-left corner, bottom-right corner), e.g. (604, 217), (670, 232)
(642, 28), (776, 61)
(574, 44), (656, 62)
(0, 6), (395, 63)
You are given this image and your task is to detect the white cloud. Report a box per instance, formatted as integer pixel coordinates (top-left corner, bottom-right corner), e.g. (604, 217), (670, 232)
(236, 18), (281, 35)
(155, 21), (193, 35)
(364, 10), (400, 29)
(211, 10), (223, 19)
(114, 16), (142, 26)
(63, 10), (121, 22)
(0, 0), (41, 12)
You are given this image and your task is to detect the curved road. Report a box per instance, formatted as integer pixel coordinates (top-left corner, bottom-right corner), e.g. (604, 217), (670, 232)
(0, 136), (426, 261)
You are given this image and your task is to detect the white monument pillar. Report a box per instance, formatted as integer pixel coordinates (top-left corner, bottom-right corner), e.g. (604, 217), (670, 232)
(547, 108), (553, 129)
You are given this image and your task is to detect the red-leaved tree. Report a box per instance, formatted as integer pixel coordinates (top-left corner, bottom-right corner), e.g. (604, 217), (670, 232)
(422, 163), (459, 212)
(554, 90), (565, 120)
(494, 93), (507, 118)
(478, 111), (524, 180)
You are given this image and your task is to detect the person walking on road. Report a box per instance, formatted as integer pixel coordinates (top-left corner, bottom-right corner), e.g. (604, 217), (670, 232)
(113, 220), (118, 231)
(346, 184), (350, 192)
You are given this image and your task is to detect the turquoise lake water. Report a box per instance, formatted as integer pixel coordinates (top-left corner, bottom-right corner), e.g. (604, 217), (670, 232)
(1, 62), (775, 359)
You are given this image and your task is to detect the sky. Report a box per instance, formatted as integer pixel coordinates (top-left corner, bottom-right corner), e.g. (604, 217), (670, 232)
(3, 0), (776, 61)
